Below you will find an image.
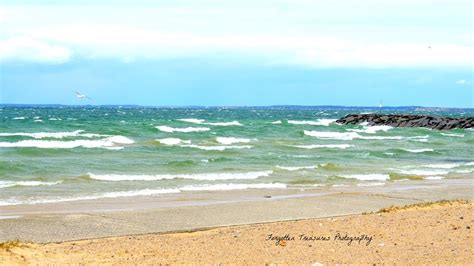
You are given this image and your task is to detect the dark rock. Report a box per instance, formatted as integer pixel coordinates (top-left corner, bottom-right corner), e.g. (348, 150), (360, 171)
(336, 114), (473, 130)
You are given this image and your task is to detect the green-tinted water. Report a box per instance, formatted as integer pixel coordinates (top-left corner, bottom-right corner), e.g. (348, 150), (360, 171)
(0, 106), (472, 205)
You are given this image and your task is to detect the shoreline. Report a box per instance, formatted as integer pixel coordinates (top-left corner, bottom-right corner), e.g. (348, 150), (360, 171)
(1, 200), (472, 264)
(0, 178), (472, 243)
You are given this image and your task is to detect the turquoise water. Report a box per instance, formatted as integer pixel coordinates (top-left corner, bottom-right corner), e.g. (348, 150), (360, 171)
(0, 106), (473, 206)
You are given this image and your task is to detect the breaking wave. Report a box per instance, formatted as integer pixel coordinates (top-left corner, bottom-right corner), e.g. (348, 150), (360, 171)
(288, 119), (337, 126)
(88, 171), (273, 181)
(0, 136), (134, 150)
(156, 126), (210, 133)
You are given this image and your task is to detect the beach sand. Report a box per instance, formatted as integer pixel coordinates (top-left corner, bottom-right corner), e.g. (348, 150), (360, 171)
(1, 200), (472, 264)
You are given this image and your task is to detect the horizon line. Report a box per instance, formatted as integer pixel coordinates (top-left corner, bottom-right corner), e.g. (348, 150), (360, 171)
(1, 103), (473, 110)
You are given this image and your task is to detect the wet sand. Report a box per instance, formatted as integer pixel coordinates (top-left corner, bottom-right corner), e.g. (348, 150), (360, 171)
(1, 200), (472, 264)
(0, 179), (473, 264)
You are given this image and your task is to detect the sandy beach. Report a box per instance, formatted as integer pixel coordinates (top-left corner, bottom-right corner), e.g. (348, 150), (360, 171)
(1, 200), (472, 264)
(1, 179), (473, 264)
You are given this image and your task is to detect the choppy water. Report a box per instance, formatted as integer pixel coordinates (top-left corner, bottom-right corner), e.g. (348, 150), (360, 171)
(1, 106), (473, 206)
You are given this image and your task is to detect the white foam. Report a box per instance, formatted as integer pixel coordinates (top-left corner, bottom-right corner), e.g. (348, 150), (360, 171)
(12, 117), (26, 120)
(440, 133), (464, 138)
(424, 176), (445, 180)
(304, 130), (404, 140)
(0, 182), (289, 206)
(0, 180), (62, 189)
(304, 131), (359, 140)
(292, 144), (353, 149)
(0, 130), (104, 139)
(421, 163), (460, 169)
(0, 136), (134, 149)
(407, 135), (430, 140)
(180, 183), (287, 191)
(271, 120), (282, 124)
(288, 119), (336, 126)
(88, 171), (273, 181)
(177, 118), (205, 124)
(206, 121), (242, 126)
(403, 149), (434, 153)
(347, 125), (393, 134)
(399, 169), (449, 176)
(276, 165), (317, 171)
(0, 188), (180, 206)
(465, 162), (474, 166)
(156, 126), (210, 133)
(157, 138), (191, 146)
(181, 144), (253, 151)
(454, 169), (474, 173)
(341, 174), (390, 181)
(177, 119), (242, 126)
(216, 137), (252, 145)
(360, 135), (404, 140)
(356, 182), (385, 187)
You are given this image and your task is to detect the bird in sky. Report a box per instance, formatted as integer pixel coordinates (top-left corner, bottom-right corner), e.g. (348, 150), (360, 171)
(74, 91), (92, 100)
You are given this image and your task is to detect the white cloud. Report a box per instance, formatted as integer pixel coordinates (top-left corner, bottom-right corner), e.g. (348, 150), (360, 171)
(455, 79), (467, 85)
(16, 24), (472, 68)
(0, 36), (72, 63)
(0, 2), (473, 67)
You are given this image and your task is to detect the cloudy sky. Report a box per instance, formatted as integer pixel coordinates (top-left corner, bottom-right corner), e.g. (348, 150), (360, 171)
(0, 0), (472, 107)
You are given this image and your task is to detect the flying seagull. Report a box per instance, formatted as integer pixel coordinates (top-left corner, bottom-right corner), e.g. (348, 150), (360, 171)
(74, 91), (92, 100)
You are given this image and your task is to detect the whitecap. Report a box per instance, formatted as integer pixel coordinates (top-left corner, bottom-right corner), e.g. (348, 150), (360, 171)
(12, 117), (26, 120)
(157, 138), (191, 146)
(216, 137), (252, 145)
(206, 121), (242, 126)
(88, 171), (273, 181)
(341, 174), (390, 181)
(399, 169), (449, 176)
(304, 130), (404, 140)
(454, 169), (474, 174)
(347, 125), (393, 134)
(177, 118), (205, 124)
(292, 144), (353, 149)
(181, 144), (252, 151)
(402, 149), (434, 153)
(0, 136), (134, 149)
(421, 163), (460, 169)
(0, 130), (96, 139)
(156, 126), (210, 133)
(0, 180), (62, 189)
(440, 133), (464, 138)
(359, 135), (404, 140)
(424, 176), (445, 180)
(288, 119), (337, 126)
(271, 120), (282, 124)
(304, 131), (359, 140)
(276, 165), (318, 171)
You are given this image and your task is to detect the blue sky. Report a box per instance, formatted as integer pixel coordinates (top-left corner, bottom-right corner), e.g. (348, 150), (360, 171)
(0, 0), (473, 107)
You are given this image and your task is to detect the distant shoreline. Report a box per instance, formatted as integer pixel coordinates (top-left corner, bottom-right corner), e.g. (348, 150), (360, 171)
(1, 104), (473, 111)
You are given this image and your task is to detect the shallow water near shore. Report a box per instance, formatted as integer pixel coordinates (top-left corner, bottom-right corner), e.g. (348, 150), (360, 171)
(0, 106), (473, 206)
